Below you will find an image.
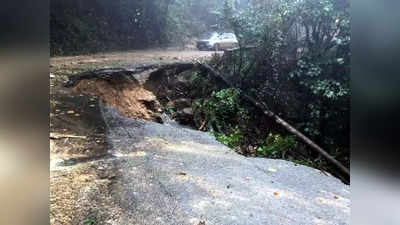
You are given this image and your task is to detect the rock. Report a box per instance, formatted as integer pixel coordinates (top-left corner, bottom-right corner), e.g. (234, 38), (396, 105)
(175, 107), (194, 125)
(182, 107), (193, 115)
(167, 71), (194, 92)
(153, 113), (164, 124)
(171, 98), (192, 109)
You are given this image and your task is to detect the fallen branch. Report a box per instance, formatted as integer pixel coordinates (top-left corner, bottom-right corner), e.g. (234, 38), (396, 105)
(62, 61), (349, 177)
(50, 132), (87, 139)
(199, 119), (208, 131)
(197, 61), (350, 177)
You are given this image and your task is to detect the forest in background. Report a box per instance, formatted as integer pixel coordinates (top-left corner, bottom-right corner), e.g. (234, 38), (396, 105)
(50, 0), (222, 55)
(51, 0), (350, 181)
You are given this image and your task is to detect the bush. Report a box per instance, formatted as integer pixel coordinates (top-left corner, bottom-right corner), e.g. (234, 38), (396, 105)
(257, 133), (296, 159)
(218, 0), (350, 175)
(202, 88), (249, 132)
(212, 126), (243, 149)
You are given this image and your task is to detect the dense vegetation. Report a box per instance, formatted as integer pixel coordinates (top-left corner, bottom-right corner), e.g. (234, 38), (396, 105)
(51, 0), (350, 181)
(203, 0), (350, 180)
(50, 0), (219, 55)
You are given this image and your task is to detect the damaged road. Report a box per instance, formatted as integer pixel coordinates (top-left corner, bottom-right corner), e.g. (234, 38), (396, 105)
(50, 50), (350, 225)
(98, 103), (350, 225)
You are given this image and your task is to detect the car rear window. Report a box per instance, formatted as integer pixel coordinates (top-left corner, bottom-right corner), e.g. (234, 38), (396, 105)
(200, 32), (217, 39)
(224, 33), (236, 38)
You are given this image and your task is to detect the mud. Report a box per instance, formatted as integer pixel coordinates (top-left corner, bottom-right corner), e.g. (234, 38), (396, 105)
(73, 78), (162, 122)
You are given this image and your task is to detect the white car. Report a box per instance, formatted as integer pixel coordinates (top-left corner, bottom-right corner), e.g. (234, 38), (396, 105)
(196, 32), (239, 51)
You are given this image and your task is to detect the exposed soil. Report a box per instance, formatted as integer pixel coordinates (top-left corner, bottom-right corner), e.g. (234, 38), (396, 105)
(50, 49), (350, 225)
(50, 49), (217, 155)
(73, 78), (162, 122)
(50, 49), (217, 225)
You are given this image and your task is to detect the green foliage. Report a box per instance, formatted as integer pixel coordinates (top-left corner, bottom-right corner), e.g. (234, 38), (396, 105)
(51, 0), (224, 55)
(206, 88), (241, 116)
(257, 133), (296, 158)
(220, 0), (350, 150)
(166, 0), (219, 46)
(212, 126), (243, 149)
(51, 0), (176, 55)
(83, 217), (96, 225)
(196, 88), (249, 150)
(165, 105), (176, 115)
(291, 159), (314, 168)
(190, 70), (218, 97)
(202, 88), (248, 132)
(214, 0), (350, 178)
(221, 1), (264, 46)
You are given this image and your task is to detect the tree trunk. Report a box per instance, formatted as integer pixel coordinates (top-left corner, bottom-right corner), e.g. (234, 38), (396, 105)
(65, 61), (350, 179)
(198, 61), (350, 177)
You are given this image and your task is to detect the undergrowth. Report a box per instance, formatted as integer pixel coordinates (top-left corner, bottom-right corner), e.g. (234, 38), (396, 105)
(192, 83), (331, 172)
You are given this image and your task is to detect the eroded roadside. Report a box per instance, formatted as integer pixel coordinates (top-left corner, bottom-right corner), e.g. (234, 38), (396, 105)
(50, 49), (218, 225)
(50, 49), (350, 225)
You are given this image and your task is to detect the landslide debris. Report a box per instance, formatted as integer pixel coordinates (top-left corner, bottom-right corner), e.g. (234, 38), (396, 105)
(73, 78), (163, 122)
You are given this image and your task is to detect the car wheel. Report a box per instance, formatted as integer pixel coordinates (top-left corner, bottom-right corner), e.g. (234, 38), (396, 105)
(214, 43), (220, 51)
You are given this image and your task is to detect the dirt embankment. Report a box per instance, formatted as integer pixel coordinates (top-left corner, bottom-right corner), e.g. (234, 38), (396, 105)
(73, 77), (162, 122)
(50, 50), (215, 158)
(51, 49), (220, 124)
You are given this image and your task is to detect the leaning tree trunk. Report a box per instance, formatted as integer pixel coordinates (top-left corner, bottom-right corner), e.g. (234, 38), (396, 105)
(197, 61), (350, 177)
(65, 61), (350, 178)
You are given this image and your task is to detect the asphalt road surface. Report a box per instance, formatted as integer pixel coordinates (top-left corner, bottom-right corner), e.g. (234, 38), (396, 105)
(98, 102), (350, 225)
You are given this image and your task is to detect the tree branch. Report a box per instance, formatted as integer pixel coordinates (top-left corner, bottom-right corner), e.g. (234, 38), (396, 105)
(197, 61), (350, 177)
